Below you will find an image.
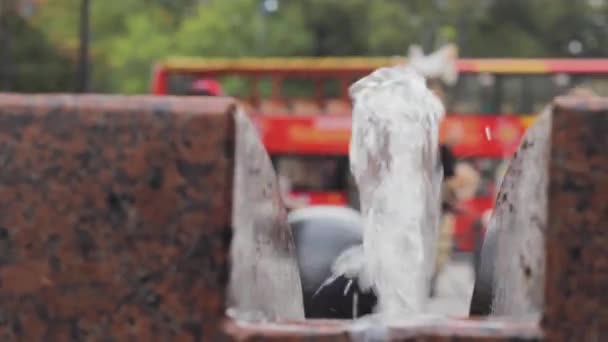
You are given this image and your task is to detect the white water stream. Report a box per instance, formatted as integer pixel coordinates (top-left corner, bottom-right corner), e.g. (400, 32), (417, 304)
(328, 65), (445, 319)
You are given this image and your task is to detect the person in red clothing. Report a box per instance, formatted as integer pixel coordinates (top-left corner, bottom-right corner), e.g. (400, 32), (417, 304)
(188, 78), (223, 96)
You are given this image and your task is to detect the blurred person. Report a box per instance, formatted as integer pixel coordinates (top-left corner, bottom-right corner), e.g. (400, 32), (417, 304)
(430, 158), (482, 297)
(449, 162), (481, 201)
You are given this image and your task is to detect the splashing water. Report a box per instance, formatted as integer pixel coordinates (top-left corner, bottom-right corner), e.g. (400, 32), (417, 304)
(485, 126), (492, 141)
(328, 65), (445, 319)
(344, 279), (354, 295)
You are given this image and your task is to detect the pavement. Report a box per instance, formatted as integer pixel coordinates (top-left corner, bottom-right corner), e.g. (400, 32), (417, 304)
(426, 253), (476, 316)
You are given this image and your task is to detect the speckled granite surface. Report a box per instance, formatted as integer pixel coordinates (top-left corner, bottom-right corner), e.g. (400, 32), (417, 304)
(544, 96), (608, 341)
(0, 94), (236, 341)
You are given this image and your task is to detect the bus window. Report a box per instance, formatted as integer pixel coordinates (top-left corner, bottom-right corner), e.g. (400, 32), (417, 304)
(255, 76), (286, 114)
(256, 76), (274, 98)
(497, 75), (521, 114)
(553, 73), (572, 96)
(322, 78), (341, 98)
(498, 75), (555, 114)
(216, 75), (249, 97)
(447, 73), (497, 114)
(282, 77), (316, 98)
(529, 76), (557, 113)
(323, 77), (357, 115)
(167, 73), (197, 95)
(282, 77), (320, 115)
(571, 75), (608, 96)
(166, 73), (249, 97)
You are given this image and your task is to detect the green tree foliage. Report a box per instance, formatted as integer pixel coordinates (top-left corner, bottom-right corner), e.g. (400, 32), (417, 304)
(32, 0), (181, 92)
(173, 0), (311, 57)
(13, 0), (608, 93)
(457, 0), (608, 57)
(0, 2), (75, 92)
(32, 0), (312, 93)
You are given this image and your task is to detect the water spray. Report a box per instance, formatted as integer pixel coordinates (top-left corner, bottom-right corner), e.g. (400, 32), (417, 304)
(326, 65), (445, 319)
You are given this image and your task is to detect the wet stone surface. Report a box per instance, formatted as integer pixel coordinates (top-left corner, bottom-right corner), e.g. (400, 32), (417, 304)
(471, 105), (551, 318)
(228, 109), (305, 321)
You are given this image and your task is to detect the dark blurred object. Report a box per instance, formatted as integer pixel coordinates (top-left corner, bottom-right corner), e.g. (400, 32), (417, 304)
(472, 210), (491, 281)
(288, 206), (376, 319)
(439, 144), (456, 179)
(440, 144), (456, 179)
(469, 214), (496, 316)
(440, 144), (458, 213)
(188, 78), (223, 96)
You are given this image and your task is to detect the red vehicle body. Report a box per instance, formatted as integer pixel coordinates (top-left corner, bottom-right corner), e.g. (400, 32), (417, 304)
(151, 57), (608, 251)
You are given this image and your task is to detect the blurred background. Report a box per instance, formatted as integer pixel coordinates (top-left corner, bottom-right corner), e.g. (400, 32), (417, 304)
(2, 0), (607, 315)
(2, 0), (608, 93)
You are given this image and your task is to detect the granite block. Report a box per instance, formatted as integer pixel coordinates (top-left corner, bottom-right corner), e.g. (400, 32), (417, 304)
(544, 96), (608, 341)
(0, 94), (236, 341)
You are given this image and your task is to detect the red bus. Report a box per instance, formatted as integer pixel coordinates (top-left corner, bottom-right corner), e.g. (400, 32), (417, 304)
(151, 57), (608, 251)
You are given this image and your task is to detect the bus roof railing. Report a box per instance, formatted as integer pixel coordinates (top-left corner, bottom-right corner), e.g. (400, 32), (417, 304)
(157, 57), (608, 75)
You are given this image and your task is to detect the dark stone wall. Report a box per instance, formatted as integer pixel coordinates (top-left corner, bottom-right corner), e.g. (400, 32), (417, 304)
(544, 96), (608, 340)
(0, 94), (236, 341)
